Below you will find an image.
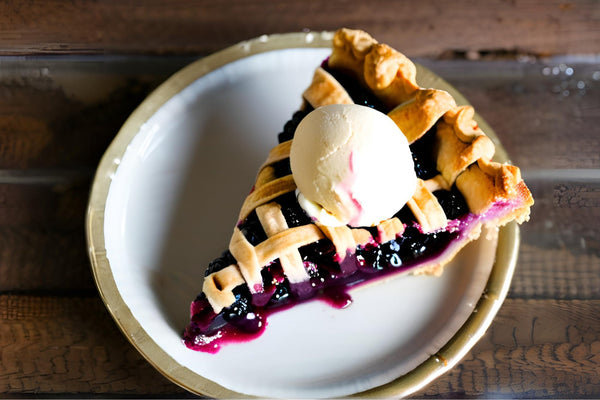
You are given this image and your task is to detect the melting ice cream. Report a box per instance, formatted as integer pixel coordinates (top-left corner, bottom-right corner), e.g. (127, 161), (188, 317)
(290, 104), (417, 227)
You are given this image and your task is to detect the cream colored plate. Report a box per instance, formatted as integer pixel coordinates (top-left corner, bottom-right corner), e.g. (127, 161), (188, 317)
(86, 32), (519, 398)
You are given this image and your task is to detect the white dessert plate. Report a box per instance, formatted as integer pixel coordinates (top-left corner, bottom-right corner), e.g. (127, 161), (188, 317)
(86, 32), (519, 398)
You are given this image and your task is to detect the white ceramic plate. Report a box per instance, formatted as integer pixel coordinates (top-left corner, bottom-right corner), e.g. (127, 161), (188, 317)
(87, 32), (519, 398)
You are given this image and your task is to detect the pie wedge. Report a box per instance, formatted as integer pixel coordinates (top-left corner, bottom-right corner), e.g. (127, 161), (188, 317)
(183, 28), (533, 353)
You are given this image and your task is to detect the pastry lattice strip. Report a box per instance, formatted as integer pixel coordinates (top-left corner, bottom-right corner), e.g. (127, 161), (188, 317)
(306, 28), (532, 227)
(202, 28), (533, 314)
(204, 142), (402, 313)
(302, 50), (453, 234)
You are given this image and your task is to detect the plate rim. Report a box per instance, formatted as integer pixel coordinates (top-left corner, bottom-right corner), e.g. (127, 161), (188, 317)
(85, 31), (519, 398)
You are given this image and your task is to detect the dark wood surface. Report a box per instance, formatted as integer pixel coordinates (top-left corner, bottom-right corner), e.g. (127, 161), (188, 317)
(0, 1), (599, 398)
(0, 0), (598, 57)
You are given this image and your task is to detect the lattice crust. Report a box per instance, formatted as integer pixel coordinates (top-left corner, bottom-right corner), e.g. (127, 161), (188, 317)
(203, 141), (407, 313)
(256, 202), (310, 285)
(456, 158), (532, 223)
(408, 179), (448, 233)
(203, 265), (244, 313)
(363, 44), (420, 108)
(388, 88), (456, 144)
(303, 67), (353, 108)
(255, 140), (292, 187)
(201, 28), (533, 313)
(434, 106), (496, 186)
(377, 217), (405, 244)
(329, 29), (419, 108)
(330, 28), (532, 222)
(328, 28), (378, 82)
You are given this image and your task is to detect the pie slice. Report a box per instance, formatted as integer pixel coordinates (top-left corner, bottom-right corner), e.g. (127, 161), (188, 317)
(183, 28), (533, 353)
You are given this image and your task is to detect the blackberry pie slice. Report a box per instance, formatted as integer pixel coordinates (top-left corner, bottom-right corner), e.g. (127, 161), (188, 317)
(183, 28), (533, 353)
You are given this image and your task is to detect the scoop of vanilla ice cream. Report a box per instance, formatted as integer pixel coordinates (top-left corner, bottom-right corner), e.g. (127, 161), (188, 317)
(290, 104), (417, 227)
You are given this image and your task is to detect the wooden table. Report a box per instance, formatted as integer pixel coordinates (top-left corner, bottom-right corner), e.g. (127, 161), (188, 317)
(1, 1), (599, 398)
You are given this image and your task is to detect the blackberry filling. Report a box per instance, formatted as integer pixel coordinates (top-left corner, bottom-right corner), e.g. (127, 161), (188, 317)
(271, 158), (292, 178)
(222, 286), (259, 332)
(204, 250), (236, 276)
(322, 62), (387, 112)
(190, 192), (463, 340)
(238, 210), (267, 246)
(187, 84), (468, 347)
(278, 107), (313, 143)
(279, 191), (312, 227)
(395, 205), (417, 224)
(410, 127), (439, 180)
(398, 226), (454, 262)
(434, 185), (470, 220)
(183, 28), (533, 356)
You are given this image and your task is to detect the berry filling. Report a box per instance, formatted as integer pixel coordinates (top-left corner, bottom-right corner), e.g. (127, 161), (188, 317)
(183, 64), (477, 353)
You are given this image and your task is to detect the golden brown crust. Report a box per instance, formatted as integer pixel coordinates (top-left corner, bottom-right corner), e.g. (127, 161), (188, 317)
(254, 224), (326, 272)
(256, 202), (310, 284)
(388, 89), (456, 143)
(303, 67), (354, 108)
(203, 265), (245, 313)
(412, 223), (484, 276)
(318, 224), (360, 260)
(229, 222), (327, 296)
(407, 179), (448, 233)
(423, 174), (451, 193)
(352, 228), (374, 247)
(434, 107), (496, 186)
(376, 217), (405, 243)
(229, 227), (263, 294)
(256, 141), (292, 186)
(329, 29), (419, 108)
(363, 43), (420, 107)
(329, 28), (377, 80)
(199, 28), (534, 311)
(456, 159), (533, 220)
(443, 105), (484, 142)
(238, 175), (296, 222)
(260, 140), (292, 169)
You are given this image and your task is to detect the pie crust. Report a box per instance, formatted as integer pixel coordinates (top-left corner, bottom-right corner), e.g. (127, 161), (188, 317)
(186, 28), (533, 345)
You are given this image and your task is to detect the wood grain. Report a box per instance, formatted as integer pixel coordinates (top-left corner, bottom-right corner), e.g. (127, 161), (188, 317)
(1, 295), (597, 397)
(0, 0), (598, 57)
(510, 179), (600, 300)
(0, 180), (94, 293)
(418, 60), (600, 170)
(0, 10), (597, 396)
(0, 60), (168, 169)
(0, 295), (191, 396)
(1, 58), (597, 171)
(414, 299), (600, 398)
(0, 227), (93, 293)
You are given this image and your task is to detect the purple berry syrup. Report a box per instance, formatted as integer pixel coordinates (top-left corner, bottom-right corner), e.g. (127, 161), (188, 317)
(182, 211), (488, 353)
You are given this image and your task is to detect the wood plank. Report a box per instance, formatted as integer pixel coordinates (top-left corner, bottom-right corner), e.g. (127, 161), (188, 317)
(509, 179), (600, 299)
(0, 59), (179, 169)
(0, 179), (88, 229)
(0, 227), (94, 293)
(0, 0), (598, 56)
(514, 243), (600, 300)
(0, 179), (95, 293)
(1, 58), (597, 170)
(413, 299), (600, 398)
(0, 295), (598, 397)
(0, 295), (190, 396)
(419, 59), (600, 170)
